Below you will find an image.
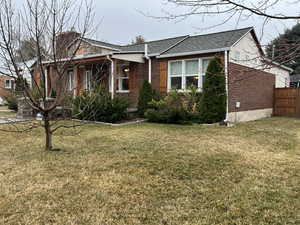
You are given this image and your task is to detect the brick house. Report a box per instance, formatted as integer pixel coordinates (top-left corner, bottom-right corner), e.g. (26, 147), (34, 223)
(0, 60), (34, 105)
(37, 27), (292, 122)
(0, 74), (14, 105)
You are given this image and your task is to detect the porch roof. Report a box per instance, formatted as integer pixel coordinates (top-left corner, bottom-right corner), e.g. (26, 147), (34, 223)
(43, 52), (145, 65)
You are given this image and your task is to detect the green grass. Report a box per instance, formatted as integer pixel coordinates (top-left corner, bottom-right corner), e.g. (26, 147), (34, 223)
(0, 117), (299, 224)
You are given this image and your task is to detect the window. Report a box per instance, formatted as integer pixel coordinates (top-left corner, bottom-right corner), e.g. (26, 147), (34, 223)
(168, 58), (212, 91)
(67, 70), (74, 91)
(4, 79), (14, 89)
(185, 60), (199, 88)
(235, 51), (240, 60)
(84, 70), (92, 90)
(117, 65), (129, 92)
(170, 61), (183, 89)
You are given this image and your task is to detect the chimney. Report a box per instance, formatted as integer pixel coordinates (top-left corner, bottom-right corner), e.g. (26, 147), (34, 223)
(55, 31), (81, 59)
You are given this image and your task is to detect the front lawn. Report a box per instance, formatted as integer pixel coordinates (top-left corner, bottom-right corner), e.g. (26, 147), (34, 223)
(0, 118), (299, 224)
(0, 111), (16, 118)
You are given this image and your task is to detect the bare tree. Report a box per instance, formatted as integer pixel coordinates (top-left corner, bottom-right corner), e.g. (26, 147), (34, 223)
(164, 0), (300, 21)
(155, 0), (299, 78)
(0, 0), (95, 151)
(131, 35), (146, 44)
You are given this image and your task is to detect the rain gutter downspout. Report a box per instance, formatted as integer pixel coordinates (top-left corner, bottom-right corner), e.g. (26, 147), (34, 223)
(145, 44), (151, 83)
(225, 50), (229, 122)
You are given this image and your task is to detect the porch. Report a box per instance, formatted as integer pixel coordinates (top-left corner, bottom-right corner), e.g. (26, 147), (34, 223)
(46, 52), (147, 107)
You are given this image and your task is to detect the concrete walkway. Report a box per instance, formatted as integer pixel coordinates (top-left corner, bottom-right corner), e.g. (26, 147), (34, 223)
(0, 118), (26, 124)
(0, 110), (14, 113)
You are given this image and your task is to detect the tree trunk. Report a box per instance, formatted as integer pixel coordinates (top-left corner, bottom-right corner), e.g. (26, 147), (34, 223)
(44, 112), (53, 151)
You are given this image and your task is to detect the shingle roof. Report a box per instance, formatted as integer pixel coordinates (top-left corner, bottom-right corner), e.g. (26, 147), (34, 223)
(82, 37), (122, 50)
(81, 27), (254, 57)
(120, 36), (189, 55)
(160, 27), (253, 56)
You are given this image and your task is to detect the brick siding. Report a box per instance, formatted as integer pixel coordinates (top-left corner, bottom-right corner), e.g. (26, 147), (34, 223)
(0, 75), (13, 100)
(228, 63), (275, 113)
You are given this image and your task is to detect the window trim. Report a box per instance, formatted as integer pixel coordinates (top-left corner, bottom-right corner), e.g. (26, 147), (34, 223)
(167, 57), (213, 92)
(67, 70), (74, 92)
(116, 65), (130, 93)
(84, 70), (92, 91)
(4, 79), (14, 89)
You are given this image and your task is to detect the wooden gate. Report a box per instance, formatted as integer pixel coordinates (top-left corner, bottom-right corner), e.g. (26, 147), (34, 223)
(273, 88), (300, 117)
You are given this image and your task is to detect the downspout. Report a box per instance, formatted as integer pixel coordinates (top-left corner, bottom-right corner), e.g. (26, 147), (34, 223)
(45, 66), (48, 99)
(145, 44), (151, 83)
(225, 50), (229, 122)
(107, 55), (114, 99)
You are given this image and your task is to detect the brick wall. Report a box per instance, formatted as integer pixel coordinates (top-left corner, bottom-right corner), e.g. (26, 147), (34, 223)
(42, 53), (225, 108)
(0, 75), (13, 100)
(120, 52), (224, 107)
(228, 62), (275, 113)
(56, 31), (80, 58)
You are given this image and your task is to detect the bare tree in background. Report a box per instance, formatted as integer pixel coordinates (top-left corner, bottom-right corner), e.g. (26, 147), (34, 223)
(0, 0), (95, 151)
(164, 0), (300, 21)
(131, 35), (146, 44)
(160, 0), (300, 70)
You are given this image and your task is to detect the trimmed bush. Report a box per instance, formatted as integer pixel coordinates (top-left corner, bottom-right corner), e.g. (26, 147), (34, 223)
(4, 94), (18, 111)
(137, 81), (160, 116)
(145, 90), (195, 124)
(199, 57), (226, 123)
(14, 77), (29, 95)
(72, 87), (130, 123)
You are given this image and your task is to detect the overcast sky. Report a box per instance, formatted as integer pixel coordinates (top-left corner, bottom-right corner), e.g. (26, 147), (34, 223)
(16, 0), (299, 46)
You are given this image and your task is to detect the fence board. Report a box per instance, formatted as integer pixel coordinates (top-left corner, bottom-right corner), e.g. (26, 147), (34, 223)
(274, 88), (300, 117)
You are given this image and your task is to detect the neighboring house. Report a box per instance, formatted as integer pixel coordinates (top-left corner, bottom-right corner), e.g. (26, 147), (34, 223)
(0, 75), (14, 105)
(37, 27), (292, 122)
(290, 74), (300, 87)
(0, 60), (35, 105)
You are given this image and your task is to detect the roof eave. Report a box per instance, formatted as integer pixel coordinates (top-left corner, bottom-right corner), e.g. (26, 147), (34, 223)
(156, 47), (231, 59)
(42, 53), (109, 64)
(263, 58), (294, 72)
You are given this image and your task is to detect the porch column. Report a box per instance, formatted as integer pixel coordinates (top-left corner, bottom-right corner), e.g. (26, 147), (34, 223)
(74, 65), (78, 96)
(110, 58), (117, 99)
(148, 58), (152, 83)
(75, 66), (81, 95)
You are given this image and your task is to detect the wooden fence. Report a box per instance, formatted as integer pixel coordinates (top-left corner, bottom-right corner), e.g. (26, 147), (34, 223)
(273, 87), (300, 117)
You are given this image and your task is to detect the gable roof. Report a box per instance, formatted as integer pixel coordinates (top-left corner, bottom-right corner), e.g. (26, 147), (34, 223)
(67, 27), (258, 58)
(159, 27), (253, 57)
(81, 37), (121, 51)
(120, 36), (189, 55)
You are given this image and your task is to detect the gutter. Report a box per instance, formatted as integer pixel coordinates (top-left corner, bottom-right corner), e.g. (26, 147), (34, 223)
(263, 57), (294, 72)
(42, 53), (109, 64)
(156, 47), (231, 58)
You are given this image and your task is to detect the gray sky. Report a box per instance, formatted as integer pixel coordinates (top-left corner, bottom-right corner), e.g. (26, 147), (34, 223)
(92, 0), (298, 46)
(16, 0), (299, 46)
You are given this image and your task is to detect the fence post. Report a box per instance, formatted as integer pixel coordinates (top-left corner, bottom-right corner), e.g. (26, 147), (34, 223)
(296, 88), (300, 117)
(273, 85), (276, 116)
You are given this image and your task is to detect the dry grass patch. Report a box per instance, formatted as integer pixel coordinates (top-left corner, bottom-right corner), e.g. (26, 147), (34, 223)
(0, 111), (16, 118)
(0, 117), (299, 224)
